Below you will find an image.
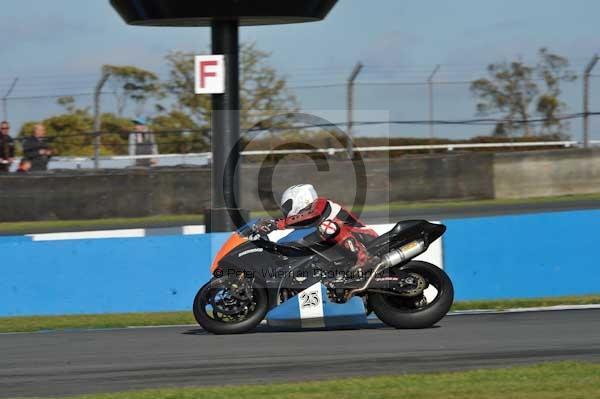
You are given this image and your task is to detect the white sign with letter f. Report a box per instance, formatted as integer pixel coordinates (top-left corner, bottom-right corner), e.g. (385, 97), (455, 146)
(195, 55), (225, 94)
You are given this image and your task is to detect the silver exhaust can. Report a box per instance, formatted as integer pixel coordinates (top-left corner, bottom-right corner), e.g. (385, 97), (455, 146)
(381, 239), (426, 268)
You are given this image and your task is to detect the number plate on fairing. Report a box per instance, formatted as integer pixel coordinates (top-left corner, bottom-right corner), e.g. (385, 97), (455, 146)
(266, 282), (368, 330)
(298, 282), (325, 328)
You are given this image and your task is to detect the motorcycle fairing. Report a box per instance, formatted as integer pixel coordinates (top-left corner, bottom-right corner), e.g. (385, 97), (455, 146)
(266, 282), (368, 329)
(270, 227), (317, 244)
(211, 226), (346, 279)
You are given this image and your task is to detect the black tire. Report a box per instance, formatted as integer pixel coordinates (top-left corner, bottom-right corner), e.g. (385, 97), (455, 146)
(193, 278), (269, 334)
(369, 261), (454, 329)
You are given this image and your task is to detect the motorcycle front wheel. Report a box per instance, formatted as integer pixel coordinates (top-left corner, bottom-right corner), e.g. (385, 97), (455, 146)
(193, 277), (269, 334)
(368, 260), (454, 329)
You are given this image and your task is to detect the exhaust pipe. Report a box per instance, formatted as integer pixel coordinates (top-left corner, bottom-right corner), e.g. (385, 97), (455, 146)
(347, 239), (425, 299)
(379, 239), (426, 269)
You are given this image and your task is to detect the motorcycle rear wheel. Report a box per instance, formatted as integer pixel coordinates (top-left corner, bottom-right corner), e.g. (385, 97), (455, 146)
(369, 261), (454, 329)
(193, 277), (269, 334)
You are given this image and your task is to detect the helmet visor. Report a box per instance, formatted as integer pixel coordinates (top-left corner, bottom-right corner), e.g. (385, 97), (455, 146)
(281, 199), (293, 217)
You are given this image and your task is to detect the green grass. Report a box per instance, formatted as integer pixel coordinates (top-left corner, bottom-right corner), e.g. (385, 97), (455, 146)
(11, 362), (600, 399)
(452, 293), (600, 311)
(2, 294), (599, 334)
(0, 214), (204, 235)
(0, 311), (195, 333)
(2, 192), (600, 235)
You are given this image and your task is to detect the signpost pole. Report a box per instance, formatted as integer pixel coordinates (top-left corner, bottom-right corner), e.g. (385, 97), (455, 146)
(110, 0), (338, 232)
(208, 20), (243, 232)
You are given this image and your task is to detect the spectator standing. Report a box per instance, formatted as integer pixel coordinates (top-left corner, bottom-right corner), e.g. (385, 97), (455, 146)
(128, 117), (158, 167)
(23, 124), (52, 171)
(0, 121), (15, 172)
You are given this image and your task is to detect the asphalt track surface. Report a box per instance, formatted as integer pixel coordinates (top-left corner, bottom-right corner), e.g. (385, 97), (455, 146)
(1, 309), (600, 398)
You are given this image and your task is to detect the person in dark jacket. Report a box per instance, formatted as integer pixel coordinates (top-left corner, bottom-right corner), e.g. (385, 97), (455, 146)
(22, 124), (52, 171)
(0, 121), (15, 172)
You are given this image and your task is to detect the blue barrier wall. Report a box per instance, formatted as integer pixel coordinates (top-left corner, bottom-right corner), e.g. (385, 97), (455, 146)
(444, 209), (600, 301)
(0, 233), (230, 316)
(2, 209), (599, 316)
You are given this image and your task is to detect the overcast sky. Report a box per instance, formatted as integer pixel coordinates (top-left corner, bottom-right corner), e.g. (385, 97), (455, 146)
(1, 0), (599, 139)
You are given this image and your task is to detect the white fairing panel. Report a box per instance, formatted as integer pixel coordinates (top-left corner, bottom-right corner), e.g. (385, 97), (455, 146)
(298, 282), (325, 328)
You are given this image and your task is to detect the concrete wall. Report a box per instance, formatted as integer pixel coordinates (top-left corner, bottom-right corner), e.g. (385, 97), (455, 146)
(0, 148), (598, 221)
(0, 168), (211, 221)
(389, 152), (494, 202)
(494, 148), (600, 199)
(0, 154), (495, 222)
(240, 159), (383, 211)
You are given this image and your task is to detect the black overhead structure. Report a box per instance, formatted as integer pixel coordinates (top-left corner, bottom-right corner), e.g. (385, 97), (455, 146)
(110, 0), (338, 232)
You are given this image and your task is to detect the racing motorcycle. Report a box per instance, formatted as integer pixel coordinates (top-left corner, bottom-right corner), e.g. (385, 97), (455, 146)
(193, 219), (454, 334)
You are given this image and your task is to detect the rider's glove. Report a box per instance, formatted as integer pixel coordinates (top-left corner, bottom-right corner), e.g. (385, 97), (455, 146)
(256, 219), (277, 235)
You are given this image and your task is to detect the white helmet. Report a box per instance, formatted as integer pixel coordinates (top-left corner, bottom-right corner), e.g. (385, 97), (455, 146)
(280, 184), (318, 217)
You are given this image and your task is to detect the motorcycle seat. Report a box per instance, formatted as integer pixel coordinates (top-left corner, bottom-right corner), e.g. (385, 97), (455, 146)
(366, 220), (423, 251)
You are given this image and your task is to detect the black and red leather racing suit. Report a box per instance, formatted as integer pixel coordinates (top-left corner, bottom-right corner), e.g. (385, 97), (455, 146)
(273, 198), (378, 270)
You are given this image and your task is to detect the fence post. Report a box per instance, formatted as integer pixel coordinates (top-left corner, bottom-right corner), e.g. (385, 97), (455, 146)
(427, 65), (440, 149)
(583, 54), (598, 148)
(2, 78), (18, 122)
(93, 67), (110, 169)
(346, 62), (363, 159)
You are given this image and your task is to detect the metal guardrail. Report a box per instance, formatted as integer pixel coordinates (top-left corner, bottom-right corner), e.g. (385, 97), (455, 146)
(242, 140), (599, 155)
(44, 140), (600, 169)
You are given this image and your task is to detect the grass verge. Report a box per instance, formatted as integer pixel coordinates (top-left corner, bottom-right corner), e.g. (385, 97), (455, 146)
(1, 192), (600, 235)
(14, 362), (600, 399)
(0, 214), (204, 235)
(452, 293), (600, 311)
(0, 312), (195, 333)
(1, 294), (599, 334)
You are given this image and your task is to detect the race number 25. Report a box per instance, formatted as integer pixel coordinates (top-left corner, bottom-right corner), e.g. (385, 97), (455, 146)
(300, 290), (320, 308)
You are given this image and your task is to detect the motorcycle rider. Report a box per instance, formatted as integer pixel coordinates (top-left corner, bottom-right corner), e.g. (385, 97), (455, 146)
(256, 184), (378, 274)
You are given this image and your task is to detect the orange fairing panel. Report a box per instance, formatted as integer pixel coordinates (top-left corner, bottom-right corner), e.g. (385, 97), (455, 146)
(210, 233), (247, 274)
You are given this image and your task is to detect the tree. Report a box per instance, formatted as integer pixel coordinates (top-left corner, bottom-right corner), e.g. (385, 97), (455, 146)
(103, 65), (162, 117)
(98, 113), (135, 155)
(239, 43), (298, 127)
(19, 114), (94, 156)
(164, 43), (298, 133)
(57, 96), (77, 114)
(163, 52), (211, 129)
(470, 48), (576, 136)
(471, 60), (538, 136)
(150, 111), (208, 154)
(57, 96), (91, 115)
(535, 48), (577, 134)
(19, 112), (135, 156)
(16, 45), (297, 157)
